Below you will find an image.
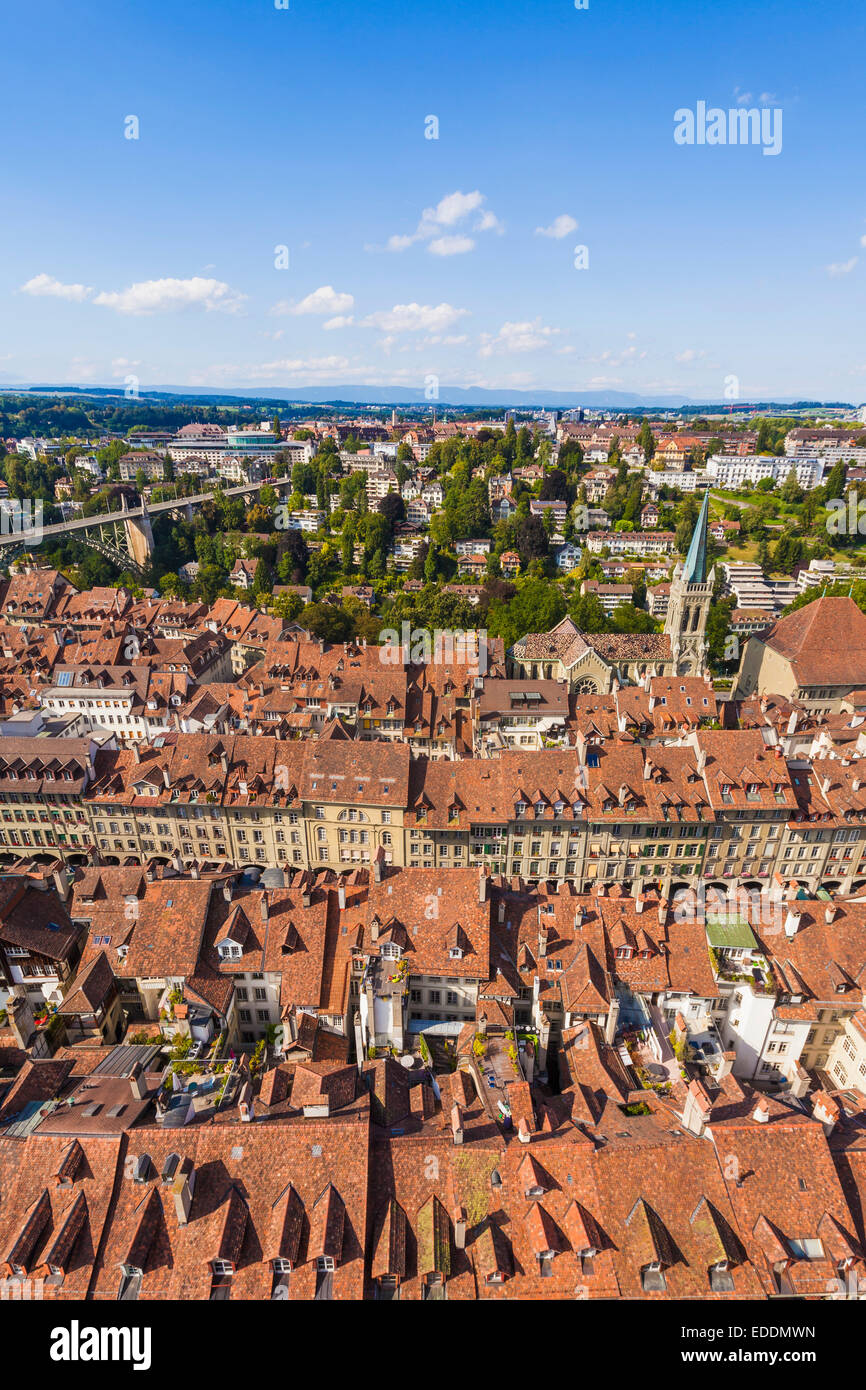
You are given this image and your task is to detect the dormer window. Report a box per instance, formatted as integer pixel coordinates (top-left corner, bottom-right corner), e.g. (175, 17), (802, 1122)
(615, 947), (633, 960)
(516, 801), (526, 817)
(642, 1262), (666, 1292)
(219, 942), (242, 960)
(720, 784), (733, 804)
(535, 802), (546, 817)
(381, 942), (402, 960)
(449, 946), (463, 960)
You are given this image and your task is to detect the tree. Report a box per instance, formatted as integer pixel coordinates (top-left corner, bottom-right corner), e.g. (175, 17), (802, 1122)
(277, 529), (308, 583)
(539, 468), (570, 502)
(779, 467), (805, 505)
(301, 603), (354, 642)
(823, 461), (847, 503)
(378, 492), (405, 528)
(568, 591), (606, 632)
(252, 558), (271, 599)
(611, 603), (654, 634)
(517, 513), (549, 561)
(637, 420), (656, 461)
(272, 591), (304, 621)
(705, 595), (735, 667)
(486, 578), (566, 649)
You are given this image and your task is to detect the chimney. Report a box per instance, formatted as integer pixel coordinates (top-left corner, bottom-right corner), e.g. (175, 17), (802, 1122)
(451, 1104), (464, 1146)
(52, 867), (69, 901)
(517, 1116), (531, 1144)
(338, 883), (346, 910)
(812, 1091), (839, 1135)
(498, 901), (505, 924)
(220, 751), (228, 774)
(682, 1080), (712, 1137)
(373, 855), (383, 884)
(370, 919), (379, 941)
(129, 1063), (147, 1101)
(538, 925), (548, 958)
(634, 893), (644, 915)
(132, 743), (141, 763)
(825, 905), (836, 924)
(260, 894), (269, 923)
(223, 881), (234, 903)
(696, 747), (707, 774)
(238, 1080), (254, 1122)
(573, 906), (584, 929)
(784, 910), (802, 939)
(752, 1097), (770, 1124)
(784, 1060), (810, 1099)
(162, 766), (170, 789)
(172, 1166), (196, 1226)
(453, 1206), (467, 1249)
(478, 870), (487, 904)
(854, 778), (861, 793)
(657, 898), (668, 927)
(787, 710), (798, 736)
(716, 1050), (735, 1080)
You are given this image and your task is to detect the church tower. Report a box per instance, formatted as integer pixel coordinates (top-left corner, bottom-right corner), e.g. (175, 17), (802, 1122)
(664, 487), (714, 676)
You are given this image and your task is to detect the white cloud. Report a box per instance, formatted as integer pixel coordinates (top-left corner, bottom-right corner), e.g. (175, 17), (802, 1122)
(111, 357), (142, 376)
(380, 189), (499, 255)
(277, 285), (355, 316)
(534, 214), (578, 240)
(93, 276), (246, 315)
(428, 190), (484, 226)
(323, 315), (354, 330)
(20, 273), (93, 302)
(859, 234), (866, 248)
(827, 257), (859, 277)
(362, 302), (470, 334)
(428, 235), (475, 257)
(476, 210), (503, 233)
(479, 319), (561, 357)
(675, 348), (707, 364)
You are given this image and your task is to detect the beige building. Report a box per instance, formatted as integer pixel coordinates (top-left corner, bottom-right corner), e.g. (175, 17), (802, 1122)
(734, 596), (866, 714)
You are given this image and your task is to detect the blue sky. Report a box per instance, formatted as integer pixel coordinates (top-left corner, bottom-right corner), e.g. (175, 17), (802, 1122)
(2, 0), (865, 401)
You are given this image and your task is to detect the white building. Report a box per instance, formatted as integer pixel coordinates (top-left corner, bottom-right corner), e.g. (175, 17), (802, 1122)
(706, 454), (825, 490)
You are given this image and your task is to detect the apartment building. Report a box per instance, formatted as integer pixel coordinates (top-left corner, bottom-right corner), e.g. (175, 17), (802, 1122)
(706, 454), (825, 490)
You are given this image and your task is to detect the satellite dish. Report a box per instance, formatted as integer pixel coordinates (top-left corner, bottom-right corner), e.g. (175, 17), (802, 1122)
(399, 1055), (415, 1070)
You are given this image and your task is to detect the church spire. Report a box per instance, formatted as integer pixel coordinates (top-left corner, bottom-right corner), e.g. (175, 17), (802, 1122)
(682, 486), (710, 585)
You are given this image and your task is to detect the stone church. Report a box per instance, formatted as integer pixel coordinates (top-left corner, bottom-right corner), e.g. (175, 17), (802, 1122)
(508, 489), (712, 692)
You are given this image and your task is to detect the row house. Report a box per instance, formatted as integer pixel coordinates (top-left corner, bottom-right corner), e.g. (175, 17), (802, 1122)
(585, 531), (677, 557)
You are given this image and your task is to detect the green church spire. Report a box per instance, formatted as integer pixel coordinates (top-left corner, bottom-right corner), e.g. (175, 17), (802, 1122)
(682, 486), (710, 584)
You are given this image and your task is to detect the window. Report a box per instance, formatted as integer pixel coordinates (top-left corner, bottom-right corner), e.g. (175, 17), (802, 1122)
(788, 1237), (824, 1261)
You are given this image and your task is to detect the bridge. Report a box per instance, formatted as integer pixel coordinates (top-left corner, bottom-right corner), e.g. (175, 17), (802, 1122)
(0, 477), (292, 579)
